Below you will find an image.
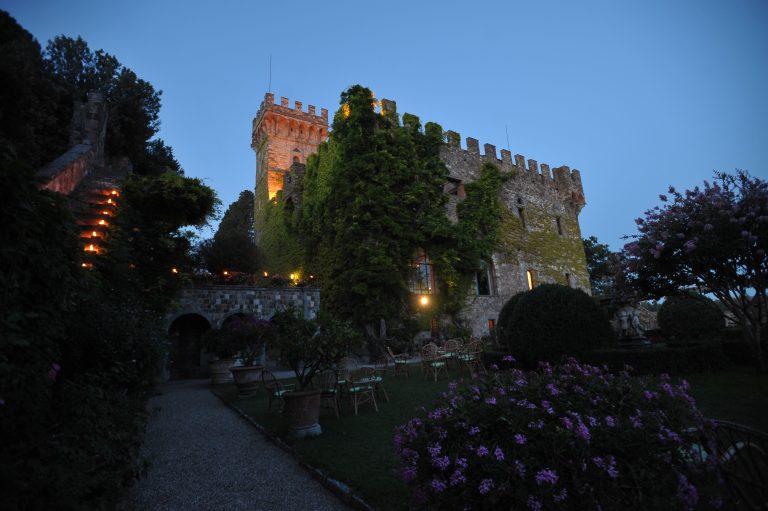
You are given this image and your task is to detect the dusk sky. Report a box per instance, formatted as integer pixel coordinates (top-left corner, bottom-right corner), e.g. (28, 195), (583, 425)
(4, 0), (767, 249)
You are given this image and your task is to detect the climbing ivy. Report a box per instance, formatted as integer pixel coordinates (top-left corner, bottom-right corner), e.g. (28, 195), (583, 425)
(279, 85), (507, 335)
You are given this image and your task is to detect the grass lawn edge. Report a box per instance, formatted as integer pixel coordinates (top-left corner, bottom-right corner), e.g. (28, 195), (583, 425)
(210, 388), (376, 511)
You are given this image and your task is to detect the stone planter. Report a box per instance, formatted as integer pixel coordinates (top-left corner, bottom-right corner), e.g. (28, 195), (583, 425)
(230, 365), (264, 398)
(282, 388), (322, 439)
(209, 358), (235, 384)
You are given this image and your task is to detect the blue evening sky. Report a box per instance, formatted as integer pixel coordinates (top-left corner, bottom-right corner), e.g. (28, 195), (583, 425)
(4, 0), (767, 249)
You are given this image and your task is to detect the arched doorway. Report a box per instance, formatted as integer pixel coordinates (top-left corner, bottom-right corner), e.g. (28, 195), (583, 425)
(168, 314), (211, 379)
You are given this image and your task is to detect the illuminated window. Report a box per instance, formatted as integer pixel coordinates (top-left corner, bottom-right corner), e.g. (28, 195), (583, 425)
(556, 216), (563, 235)
(410, 249), (435, 294)
(487, 318), (495, 334)
(526, 269), (536, 290)
(476, 260), (493, 296)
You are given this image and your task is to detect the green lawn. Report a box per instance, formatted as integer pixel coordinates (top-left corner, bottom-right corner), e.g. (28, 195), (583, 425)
(214, 364), (767, 510)
(685, 366), (768, 433)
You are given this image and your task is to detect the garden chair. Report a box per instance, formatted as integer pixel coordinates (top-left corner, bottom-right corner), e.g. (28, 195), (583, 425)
(348, 367), (378, 415)
(261, 369), (295, 412)
(386, 346), (410, 378)
(369, 358), (390, 403)
(421, 343), (448, 382)
(442, 338), (462, 369)
(318, 369), (340, 418)
(458, 340), (485, 377)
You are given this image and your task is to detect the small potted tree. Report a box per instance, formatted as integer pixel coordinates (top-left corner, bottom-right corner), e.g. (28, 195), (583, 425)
(271, 309), (360, 438)
(200, 328), (239, 385)
(228, 315), (273, 397)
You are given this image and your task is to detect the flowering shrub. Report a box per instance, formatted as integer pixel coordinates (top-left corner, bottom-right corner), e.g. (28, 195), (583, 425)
(395, 358), (723, 510)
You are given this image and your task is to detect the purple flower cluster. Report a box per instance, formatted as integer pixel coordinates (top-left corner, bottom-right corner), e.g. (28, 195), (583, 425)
(394, 358), (722, 510)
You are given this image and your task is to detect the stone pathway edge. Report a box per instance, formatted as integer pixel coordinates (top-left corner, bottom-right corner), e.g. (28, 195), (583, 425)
(211, 389), (377, 511)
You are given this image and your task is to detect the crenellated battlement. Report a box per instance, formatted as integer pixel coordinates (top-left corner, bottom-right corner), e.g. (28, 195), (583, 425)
(441, 130), (583, 202)
(257, 92), (328, 124)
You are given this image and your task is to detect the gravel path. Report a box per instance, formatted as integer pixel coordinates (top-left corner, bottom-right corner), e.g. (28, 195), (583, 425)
(123, 379), (350, 511)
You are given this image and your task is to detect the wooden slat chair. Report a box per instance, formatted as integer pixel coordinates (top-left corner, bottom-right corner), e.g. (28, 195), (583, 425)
(421, 343), (448, 382)
(457, 340), (485, 377)
(318, 369), (340, 418)
(348, 367), (378, 415)
(386, 346), (410, 378)
(261, 369), (295, 412)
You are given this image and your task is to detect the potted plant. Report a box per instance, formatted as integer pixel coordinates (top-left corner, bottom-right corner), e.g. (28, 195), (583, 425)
(270, 309), (360, 438)
(228, 315), (273, 397)
(199, 328), (239, 385)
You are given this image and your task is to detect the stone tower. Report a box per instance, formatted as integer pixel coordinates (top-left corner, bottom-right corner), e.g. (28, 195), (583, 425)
(251, 93), (328, 242)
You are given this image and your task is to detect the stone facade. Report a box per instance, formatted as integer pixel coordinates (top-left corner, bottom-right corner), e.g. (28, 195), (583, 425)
(251, 93), (327, 243)
(169, 285), (320, 329)
(251, 92), (590, 337)
(38, 92), (108, 195)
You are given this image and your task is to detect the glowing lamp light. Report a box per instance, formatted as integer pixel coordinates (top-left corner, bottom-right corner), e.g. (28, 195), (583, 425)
(85, 244), (97, 252)
(110, 190), (119, 196)
(98, 219), (107, 226)
(290, 273), (295, 280)
(91, 231), (98, 237)
(81, 262), (93, 268)
(263, 271), (268, 277)
(419, 295), (429, 306)
(223, 270), (229, 276)
(171, 267), (179, 274)
(102, 210), (110, 215)
(107, 198), (113, 205)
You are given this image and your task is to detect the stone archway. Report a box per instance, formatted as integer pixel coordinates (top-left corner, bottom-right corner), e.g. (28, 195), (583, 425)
(168, 313), (211, 379)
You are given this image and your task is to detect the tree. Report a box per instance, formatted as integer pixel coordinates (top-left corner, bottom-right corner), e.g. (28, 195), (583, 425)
(623, 171), (767, 370)
(583, 236), (617, 296)
(44, 35), (161, 162)
(199, 190), (259, 273)
(0, 11), (71, 167)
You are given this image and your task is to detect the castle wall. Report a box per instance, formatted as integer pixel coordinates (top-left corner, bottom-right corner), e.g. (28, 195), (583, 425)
(170, 285), (320, 329)
(251, 93), (591, 338)
(38, 92), (108, 195)
(440, 134), (590, 336)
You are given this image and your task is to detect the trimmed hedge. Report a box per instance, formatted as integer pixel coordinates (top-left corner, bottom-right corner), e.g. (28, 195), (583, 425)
(658, 294), (723, 340)
(504, 284), (615, 366)
(585, 342), (726, 375)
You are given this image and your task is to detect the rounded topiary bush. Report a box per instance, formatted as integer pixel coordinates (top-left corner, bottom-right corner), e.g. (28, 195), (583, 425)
(658, 294), (724, 341)
(508, 284), (614, 365)
(496, 291), (527, 347)
(395, 359), (723, 510)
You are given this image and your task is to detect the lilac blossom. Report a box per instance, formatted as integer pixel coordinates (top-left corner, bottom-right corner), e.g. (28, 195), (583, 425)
(476, 445), (489, 457)
(494, 447), (504, 461)
(527, 496), (542, 511)
(514, 433), (526, 445)
(478, 478), (494, 495)
(430, 479), (447, 493)
(535, 468), (559, 485)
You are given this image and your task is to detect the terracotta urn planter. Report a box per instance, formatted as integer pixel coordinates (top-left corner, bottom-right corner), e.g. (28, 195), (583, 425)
(230, 365), (264, 398)
(282, 388), (322, 439)
(209, 358), (235, 385)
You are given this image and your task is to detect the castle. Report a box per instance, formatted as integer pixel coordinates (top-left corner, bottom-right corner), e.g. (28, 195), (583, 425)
(251, 92), (590, 336)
